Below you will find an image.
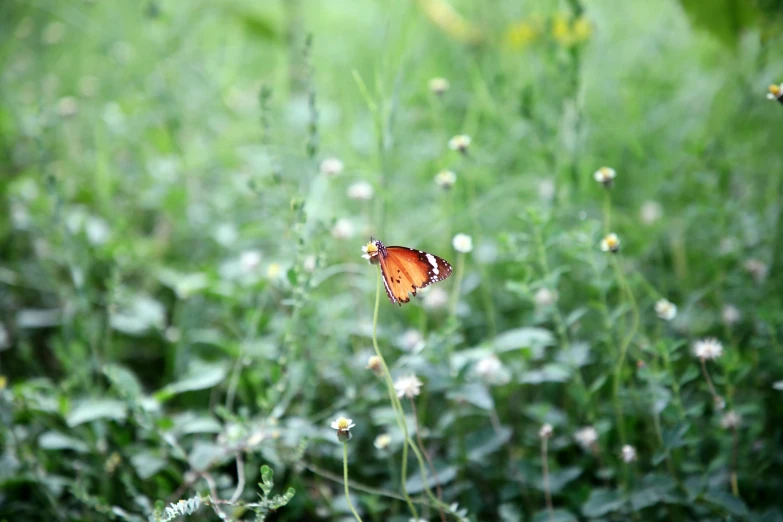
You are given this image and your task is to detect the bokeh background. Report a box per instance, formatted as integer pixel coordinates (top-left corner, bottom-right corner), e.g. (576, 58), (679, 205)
(2, 0), (783, 521)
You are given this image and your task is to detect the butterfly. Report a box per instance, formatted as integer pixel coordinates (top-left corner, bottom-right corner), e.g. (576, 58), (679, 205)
(362, 238), (453, 305)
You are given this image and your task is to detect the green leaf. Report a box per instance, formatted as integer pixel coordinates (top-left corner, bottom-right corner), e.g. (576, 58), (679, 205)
(154, 361), (228, 401)
(519, 363), (571, 384)
(702, 490), (749, 517)
(404, 465), (457, 494)
(38, 431), (89, 453)
(188, 441), (226, 471)
(66, 398), (128, 427)
(532, 508), (578, 522)
(447, 383), (494, 410)
(493, 327), (555, 354)
(102, 364), (142, 399)
(130, 451), (167, 479)
(679, 0), (758, 48)
(582, 488), (627, 518)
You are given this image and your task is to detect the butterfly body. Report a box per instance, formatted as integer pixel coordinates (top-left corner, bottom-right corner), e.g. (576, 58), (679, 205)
(363, 238), (453, 305)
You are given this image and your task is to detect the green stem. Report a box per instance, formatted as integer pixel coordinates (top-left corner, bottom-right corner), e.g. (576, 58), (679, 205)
(448, 252), (465, 318)
(371, 268), (418, 519)
(343, 443), (364, 522)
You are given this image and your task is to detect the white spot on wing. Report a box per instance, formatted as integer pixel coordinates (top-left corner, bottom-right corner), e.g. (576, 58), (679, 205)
(425, 253), (439, 275)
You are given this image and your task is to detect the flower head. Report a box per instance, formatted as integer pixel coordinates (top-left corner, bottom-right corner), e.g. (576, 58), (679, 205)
(534, 287), (558, 308)
(767, 83), (783, 102)
(593, 166), (616, 187)
(374, 433), (392, 450)
(330, 416), (355, 432)
(574, 426), (598, 450)
(434, 170), (457, 189)
(320, 157), (344, 176)
(394, 374), (423, 399)
(361, 240), (380, 263)
(475, 354), (509, 385)
(654, 299), (677, 321)
(331, 218), (355, 240)
(693, 338), (723, 361)
(347, 181), (373, 201)
(722, 304), (741, 326)
(600, 233), (620, 253)
(366, 355), (384, 376)
(621, 444), (637, 463)
(640, 200), (662, 225)
(539, 423), (553, 439)
(428, 77), (450, 95)
(452, 233), (473, 253)
(720, 410), (741, 429)
(448, 134), (471, 153)
(240, 250), (262, 272)
(744, 259), (768, 283)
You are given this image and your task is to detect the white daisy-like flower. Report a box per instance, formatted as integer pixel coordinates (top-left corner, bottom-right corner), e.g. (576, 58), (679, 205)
(366, 355), (383, 376)
(423, 287), (449, 310)
(399, 329), (425, 353)
(574, 426), (598, 450)
(721, 304), (741, 326)
(361, 240), (379, 263)
(452, 233), (473, 253)
(539, 423), (553, 439)
(331, 218), (355, 240)
(240, 250), (262, 272)
(394, 374), (423, 399)
(654, 299), (677, 321)
(600, 233), (620, 253)
(693, 338), (723, 361)
(593, 166), (616, 186)
(640, 200), (662, 225)
(374, 433), (391, 450)
(767, 83), (783, 101)
(347, 181), (374, 201)
(320, 157), (344, 176)
(621, 444), (637, 463)
(57, 96), (78, 118)
(720, 410), (741, 429)
(744, 259), (768, 283)
(330, 417), (355, 432)
(428, 77), (450, 95)
(434, 170), (457, 189)
(534, 288), (558, 308)
(475, 354), (509, 385)
(448, 134), (471, 153)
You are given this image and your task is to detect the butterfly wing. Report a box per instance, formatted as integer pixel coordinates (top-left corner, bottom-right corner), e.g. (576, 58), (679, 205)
(378, 246), (453, 304)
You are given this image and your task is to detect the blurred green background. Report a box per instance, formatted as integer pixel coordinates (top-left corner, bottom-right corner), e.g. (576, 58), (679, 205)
(2, 0), (783, 521)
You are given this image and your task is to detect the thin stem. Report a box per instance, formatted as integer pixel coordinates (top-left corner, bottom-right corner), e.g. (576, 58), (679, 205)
(409, 398), (446, 522)
(730, 426), (739, 497)
(699, 358), (722, 407)
(371, 268), (419, 519)
(448, 252), (465, 318)
(228, 453), (245, 504)
(343, 443), (364, 522)
(541, 438), (554, 522)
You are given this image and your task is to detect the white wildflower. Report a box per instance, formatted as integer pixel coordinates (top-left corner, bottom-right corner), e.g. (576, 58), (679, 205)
(654, 299), (677, 321)
(330, 417), (355, 432)
(621, 444), (637, 462)
(640, 201), (662, 225)
(574, 426), (598, 450)
(539, 424), (553, 439)
(593, 166), (616, 186)
(720, 410), (741, 429)
(721, 304), (741, 326)
(693, 338), (723, 361)
(600, 233), (620, 253)
(452, 233), (473, 253)
(320, 157), (344, 176)
(534, 288), (558, 308)
(331, 218), (355, 239)
(429, 77), (450, 95)
(374, 434), (391, 450)
(394, 375), (423, 399)
(434, 170), (457, 189)
(475, 354), (509, 385)
(448, 134), (471, 153)
(240, 250), (262, 272)
(767, 83), (783, 102)
(744, 259), (768, 283)
(85, 216), (110, 245)
(347, 181), (374, 200)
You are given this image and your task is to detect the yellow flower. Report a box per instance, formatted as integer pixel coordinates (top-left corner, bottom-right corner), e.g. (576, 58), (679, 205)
(505, 21), (537, 48)
(572, 15), (592, 43)
(0, 375), (6, 389)
(552, 13), (572, 46)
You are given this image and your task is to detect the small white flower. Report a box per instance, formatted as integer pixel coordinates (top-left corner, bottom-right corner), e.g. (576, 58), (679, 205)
(399, 329), (425, 353)
(85, 216), (110, 245)
(721, 304), (741, 326)
(57, 96), (78, 117)
(240, 250), (262, 272)
(434, 170), (457, 189)
(423, 287), (449, 310)
(693, 338), (723, 361)
(452, 233), (473, 253)
(539, 424), (553, 439)
(303, 255), (317, 272)
(475, 354), (509, 385)
(640, 201), (662, 225)
(331, 218), (355, 240)
(320, 157), (344, 176)
(534, 288), (558, 308)
(744, 259), (768, 283)
(600, 233), (620, 253)
(448, 134), (471, 153)
(347, 181), (374, 200)
(720, 410), (741, 429)
(654, 299), (677, 321)
(621, 444), (637, 463)
(574, 426), (598, 450)
(330, 417), (355, 432)
(428, 77), (450, 95)
(394, 374), (423, 399)
(767, 83), (783, 101)
(593, 166), (616, 186)
(374, 433), (391, 450)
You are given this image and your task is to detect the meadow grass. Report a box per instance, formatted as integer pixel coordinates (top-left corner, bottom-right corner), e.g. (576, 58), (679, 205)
(2, 1), (783, 521)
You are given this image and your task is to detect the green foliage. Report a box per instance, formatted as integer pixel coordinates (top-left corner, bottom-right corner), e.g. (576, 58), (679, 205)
(1, 0), (783, 521)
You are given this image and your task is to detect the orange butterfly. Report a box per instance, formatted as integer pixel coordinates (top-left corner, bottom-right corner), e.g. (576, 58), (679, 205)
(362, 238), (453, 305)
